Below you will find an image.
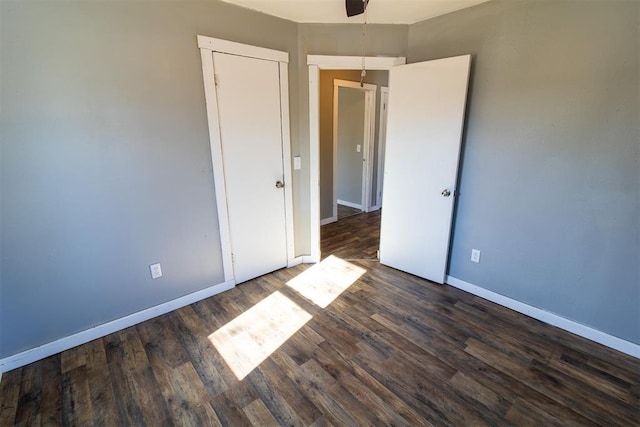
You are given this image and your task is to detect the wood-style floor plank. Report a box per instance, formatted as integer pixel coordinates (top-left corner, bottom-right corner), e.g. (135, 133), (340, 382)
(38, 355), (63, 426)
(243, 398), (279, 426)
(61, 366), (92, 427)
(13, 362), (43, 426)
(248, 357), (313, 426)
(0, 370), (23, 427)
(336, 204), (362, 220)
(1, 211), (638, 425)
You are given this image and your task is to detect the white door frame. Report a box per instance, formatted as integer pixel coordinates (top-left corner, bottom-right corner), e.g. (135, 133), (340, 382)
(199, 35), (295, 283)
(332, 79), (377, 220)
(371, 86), (389, 211)
(308, 55), (406, 262)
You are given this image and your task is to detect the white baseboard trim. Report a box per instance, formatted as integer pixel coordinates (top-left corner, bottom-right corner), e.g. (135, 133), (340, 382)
(337, 200), (362, 210)
(0, 280), (236, 373)
(445, 276), (640, 359)
(302, 255), (319, 264)
(287, 257), (303, 267)
(320, 216), (337, 226)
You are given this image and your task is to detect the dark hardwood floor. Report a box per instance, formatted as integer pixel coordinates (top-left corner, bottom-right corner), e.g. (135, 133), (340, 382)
(1, 211), (638, 425)
(337, 204), (362, 220)
(322, 209), (380, 261)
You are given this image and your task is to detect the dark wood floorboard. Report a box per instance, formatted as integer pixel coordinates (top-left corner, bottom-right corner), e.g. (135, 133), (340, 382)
(322, 209), (380, 260)
(337, 204), (362, 220)
(2, 211), (639, 425)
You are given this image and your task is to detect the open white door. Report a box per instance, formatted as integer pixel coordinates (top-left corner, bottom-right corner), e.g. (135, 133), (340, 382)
(379, 55), (471, 284)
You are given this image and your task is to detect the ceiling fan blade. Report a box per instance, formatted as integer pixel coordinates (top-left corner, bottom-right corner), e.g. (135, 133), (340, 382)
(346, 0), (369, 17)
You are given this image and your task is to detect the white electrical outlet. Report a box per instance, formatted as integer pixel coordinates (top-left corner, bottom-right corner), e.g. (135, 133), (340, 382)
(150, 263), (163, 279)
(471, 249), (481, 263)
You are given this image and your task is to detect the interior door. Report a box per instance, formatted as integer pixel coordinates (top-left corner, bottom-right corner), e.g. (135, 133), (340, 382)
(213, 52), (288, 284)
(379, 55), (471, 284)
(336, 87), (366, 210)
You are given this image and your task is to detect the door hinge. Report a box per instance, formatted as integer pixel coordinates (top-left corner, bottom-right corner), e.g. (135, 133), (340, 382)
(214, 74), (220, 87)
(231, 253), (235, 264)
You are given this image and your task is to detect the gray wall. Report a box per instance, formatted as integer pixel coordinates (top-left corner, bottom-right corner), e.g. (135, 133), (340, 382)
(409, 0), (640, 343)
(297, 23), (408, 245)
(319, 70), (389, 220)
(337, 87), (365, 206)
(0, 0), (298, 357)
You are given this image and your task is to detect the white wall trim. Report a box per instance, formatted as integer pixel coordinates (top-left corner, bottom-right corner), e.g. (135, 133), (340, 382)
(320, 216), (337, 226)
(337, 199), (363, 210)
(198, 35), (288, 63)
(287, 256), (303, 268)
(308, 64), (321, 263)
(199, 37), (293, 282)
(0, 280), (235, 373)
(308, 55), (405, 70)
(308, 55), (405, 263)
(280, 62), (296, 268)
(302, 255), (320, 264)
(332, 79), (377, 217)
(373, 86), (389, 211)
(446, 276), (640, 359)
(332, 83), (339, 221)
(333, 78), (377, 91)
(199, 49), (235, 282)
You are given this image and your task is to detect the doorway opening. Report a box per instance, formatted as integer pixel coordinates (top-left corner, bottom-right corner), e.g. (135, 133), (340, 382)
(308, 55), (405, 262)
(318, 71), (390, 261)
(326, 78), (377, 225)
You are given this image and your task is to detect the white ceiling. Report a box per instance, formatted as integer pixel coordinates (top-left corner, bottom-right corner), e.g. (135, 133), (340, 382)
(220, 0), (490, 24)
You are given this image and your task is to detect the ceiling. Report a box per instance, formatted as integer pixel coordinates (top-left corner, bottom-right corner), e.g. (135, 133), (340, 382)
(219, 0), (490, 24)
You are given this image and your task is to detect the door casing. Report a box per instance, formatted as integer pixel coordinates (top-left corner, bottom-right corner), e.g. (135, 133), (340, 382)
(332, 79), (377, 222)
(371, 86), (389, 212)
(199, 35), (295, 284)
(308, 55), (406, 262)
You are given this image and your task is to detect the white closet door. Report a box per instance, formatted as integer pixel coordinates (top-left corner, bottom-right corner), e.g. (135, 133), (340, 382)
(379, 55), (471, 284)
(213, 52), (287, 284)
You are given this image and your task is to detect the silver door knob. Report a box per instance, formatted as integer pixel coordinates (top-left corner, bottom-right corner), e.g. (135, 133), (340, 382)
(275, 181), (285, 189)
(441, 189), (451, 197)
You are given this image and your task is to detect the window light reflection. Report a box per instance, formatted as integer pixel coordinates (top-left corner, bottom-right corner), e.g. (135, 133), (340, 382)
(286, 255), (366, 308)
(208, 291), (312, 380)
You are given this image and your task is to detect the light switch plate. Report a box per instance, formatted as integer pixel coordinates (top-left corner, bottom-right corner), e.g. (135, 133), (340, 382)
(356, 144), (361, 153)
(471, 249), (481, 263)
(293, 156), (301, 170)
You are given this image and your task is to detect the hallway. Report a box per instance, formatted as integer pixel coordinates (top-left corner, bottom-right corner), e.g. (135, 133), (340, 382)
(321, 210), (380, 261)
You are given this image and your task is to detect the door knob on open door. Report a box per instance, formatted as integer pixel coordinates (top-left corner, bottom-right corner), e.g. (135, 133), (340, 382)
(441, 189), (451, 197)
(275, 180), (285, 189)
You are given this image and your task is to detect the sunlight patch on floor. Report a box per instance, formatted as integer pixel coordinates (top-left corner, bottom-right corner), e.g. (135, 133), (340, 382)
(210, 256), (366, 380)
(286, 255), (366, 308)
(208, 291), (312, 380)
